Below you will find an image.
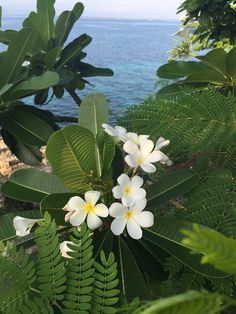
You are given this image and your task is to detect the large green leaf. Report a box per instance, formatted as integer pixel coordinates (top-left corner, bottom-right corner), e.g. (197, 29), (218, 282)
(1, 169), (68, 203)
(40, 193), (82, 225)
(56, 34), (92, 70)
(46, 125), (97, 191)
(98, 133), (116, 176)
(226, 47), (236, 79)
(0, 28), (36, 85)
(0, 30), (17, 45)
(185, 69), (228, 84)
(79, 93), (109, 177)
(157, 61), (204, 79)
(147, 169), (199, 208)
(134, 291), (225, 314)
(4, 71), (59, 100)
(115, 237), (149, 301)
(0, 209), (42, 242)
(54, 2), (84, 45)
(143, 216), (228, 278)
(79, 62), (114, 77)
(1, 128), (42, 166)
(0, 106), (55, 146)
(197, 48), (228, 77)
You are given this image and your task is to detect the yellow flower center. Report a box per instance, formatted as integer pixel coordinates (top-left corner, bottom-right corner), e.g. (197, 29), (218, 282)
(137, 157), (144, 165)
(83, 202), (95, 214)
(125, 210), (135, 220)
(124, 186), (132, 195)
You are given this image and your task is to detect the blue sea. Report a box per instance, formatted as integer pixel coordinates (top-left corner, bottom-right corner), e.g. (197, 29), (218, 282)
(1, 17), (178, 122)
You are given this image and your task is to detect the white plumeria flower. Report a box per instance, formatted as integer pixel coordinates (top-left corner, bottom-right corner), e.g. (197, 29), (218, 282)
(155, 137), (172, 166)
(125, 139), (163, 173)
(123, 132), (149, 154)
(102, 123), (127, 143)
(60, 241), (76, 258)
(112, 173), (146, 207)
(13, 216), (42, 237)
(109, 199), (154, 240)
(63, 192), (109, 230)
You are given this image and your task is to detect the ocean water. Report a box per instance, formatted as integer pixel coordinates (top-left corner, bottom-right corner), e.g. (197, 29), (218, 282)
(1, 17), (178, 122)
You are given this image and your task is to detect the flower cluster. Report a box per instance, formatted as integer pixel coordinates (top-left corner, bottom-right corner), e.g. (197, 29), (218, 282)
(13, 124), (171, 257)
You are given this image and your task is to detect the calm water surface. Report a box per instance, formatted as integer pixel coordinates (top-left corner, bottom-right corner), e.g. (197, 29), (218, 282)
(1, 17), (178, 122)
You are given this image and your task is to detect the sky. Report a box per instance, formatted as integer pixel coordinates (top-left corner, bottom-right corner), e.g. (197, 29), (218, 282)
(1, 0), (182, 20)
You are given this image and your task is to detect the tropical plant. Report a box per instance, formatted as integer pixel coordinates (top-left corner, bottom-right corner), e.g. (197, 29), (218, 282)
(157, 48), (236, 94)
(178, 0), (236, 49)
(0, 1), (113, 166)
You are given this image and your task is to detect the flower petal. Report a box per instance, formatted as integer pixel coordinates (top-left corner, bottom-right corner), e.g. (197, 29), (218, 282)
(60, 241), (74, 258)
(117, 173), (130, 186)
(155, 137), (170, 150)
(102, 124), (116, 136)
(130, 198), (147, 212)
(13, 216), (41, 237)
(109, 203), (127, 217)
(69, 210), (87, 227)
(85, 191), (101, 205)
(125, 155), (138, 168)
(115, 126), (127, 142)
(140, 162), (156, 173)
(67, 196), (85, 211)
(140, 139), (154, 156)
(123, 141), (139, 154)
(65, 211), (74, 222)
(145, 151), (163, 163)
(134, 211), (154, 228)
(94, 203), (109, 217)
(111, 217), (126, 235)
(127, 219), (143, 239)
(87, 213), (102, 230)
(131, 175), (143, 188)
(132, 187), (146, 200)
(112, 186), (123, 199)
(122, 195), (134, 207)
(127, 132), (138, 142)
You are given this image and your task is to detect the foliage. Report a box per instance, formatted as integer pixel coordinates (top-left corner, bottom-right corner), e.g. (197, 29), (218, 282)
(157, 48), (236, 94)
(0, 1), (113, 165)
(178, 0), (236, 48)
(0, 214), (119, 313)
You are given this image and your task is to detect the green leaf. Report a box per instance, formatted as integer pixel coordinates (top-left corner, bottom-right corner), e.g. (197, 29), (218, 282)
(1, 128), (42, 166)
(197, 48), (228, 77)
(0, 28), (36, 85)
(226, 47), (236, 79)
(4, 71), (59, 100)
(143, 216), (228, 278)
(0, 106), (55, 146)
(0, 209), (42, 242)
(0, 30), (17, 45)
(157, 61), (204, 79)
(115, 237), (149, 301)
(134, 291), (225, 314)
(79, 62), (114, 77)
(79, 93), (109, 177)
(1, 168), (68, 203)
(46, 125), (97, 191)
(98, 133), (116, 176)
(40, 193), (82, 225)
(185, 69), (227, 84)
(147, 169), (199, 208)
(54, 3), (84, 45)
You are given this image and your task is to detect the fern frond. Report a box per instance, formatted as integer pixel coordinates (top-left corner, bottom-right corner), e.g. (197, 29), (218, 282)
(62, 223), (95, 314)
(35, 212), (66, 302)
(14, 297), (53, 314)
(133, 290), (226, 314)
(0, 242), (35, 313)
(92, 251), (119, 314)
(119, 87), (236, 159)
(210, 277), (234, 297)
(182, 224), (236, 275)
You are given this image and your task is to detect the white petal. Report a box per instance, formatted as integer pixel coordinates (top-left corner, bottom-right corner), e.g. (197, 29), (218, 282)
(123, 141), (139, 154)
(112, 186), (123, 199)
(110, 217), (126, 235)
(132, 187), (146, 200)
(87, 213), (102, 230)
(155, 137), (170, 150)
(131, 175), (143, 188)
(138, 135), (149, 144)
(122, 195), (134, 207)
(60, 241), (75, 258)
(102, 124), (116, 136)
(67, 196), (85, 211)
(115, 126), (127, 142)
(85, 191), (100, 205)
(127, 132), (138, 142)
(134, 211), (154, 228)
(145, 151), (163, 163)
(13, 216), (40, 237)
(109, 203), (127, 217)
(125, 155), (138, 168)
(140, 162), (156, 173)
(117, 173), (130, 186)
(140, 139), (154, 156)
(65, 211), (74, 222)
(130, 198), (147, 212)
(69, 210), (87, 227)
(94, 203), (109, 217)
(127, 219), (143, 239)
